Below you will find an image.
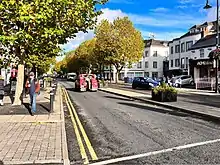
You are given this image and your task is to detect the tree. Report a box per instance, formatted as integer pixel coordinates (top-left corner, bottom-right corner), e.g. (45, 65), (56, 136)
(26, 55), (56, 76)
(74, 38), (97, 73)
(95, 17), (144, 83)
(0, 0), (107, 105)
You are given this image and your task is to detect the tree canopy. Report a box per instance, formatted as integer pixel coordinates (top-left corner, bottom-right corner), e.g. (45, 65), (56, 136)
(0, 0), (107, 105)
(95, 17), (144, 81)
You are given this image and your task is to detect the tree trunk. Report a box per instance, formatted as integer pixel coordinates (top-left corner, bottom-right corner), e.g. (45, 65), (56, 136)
(12, 64), (24, 105)
(115, 72), (119, 84)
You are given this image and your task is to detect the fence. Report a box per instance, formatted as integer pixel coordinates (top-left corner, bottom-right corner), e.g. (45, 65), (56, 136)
(195, 77), (216, 90)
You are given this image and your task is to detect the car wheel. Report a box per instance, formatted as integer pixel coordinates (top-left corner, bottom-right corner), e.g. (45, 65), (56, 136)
(132, 85), (137, 89)
(190, 81), (195, 86)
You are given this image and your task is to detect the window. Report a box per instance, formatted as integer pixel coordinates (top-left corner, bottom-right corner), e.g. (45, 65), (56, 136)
(153, 51), (158, 57)
(186, 57), (189, 69)
(153, 61), (157, 68)
(135, 72), (143, 77)
(145, 61), (148, 68)
(181, 58), (185, 68)
(181, 43), (185, 52)
(171, 60), (174, 67)
(145, 51), (149, 57)
(171, 46), (174, 54)
(144, 72), (149, 77)
(175, 59), (180, 67)
(200, 49), (204, 58)
(186, 41), (193, 51)
(175, 45), (180, 53)
(152, 72), (158, 78)
(137, 62), (142, 68)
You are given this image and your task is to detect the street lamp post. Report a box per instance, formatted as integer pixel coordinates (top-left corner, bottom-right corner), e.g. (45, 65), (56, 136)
(204, 0), (219, 93)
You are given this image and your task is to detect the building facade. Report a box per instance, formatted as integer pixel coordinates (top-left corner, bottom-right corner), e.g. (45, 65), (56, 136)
(188, 33), (219, 84)
(119, 39), (169, 79)
(167, 21), (215, 77)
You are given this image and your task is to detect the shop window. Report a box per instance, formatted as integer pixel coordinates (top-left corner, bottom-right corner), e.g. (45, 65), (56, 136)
(152, 72), (158, 78)
(144, 72), (149, 77)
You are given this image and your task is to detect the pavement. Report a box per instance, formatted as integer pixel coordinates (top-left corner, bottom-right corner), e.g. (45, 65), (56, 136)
(0, 86), (69, 165)
(61, 80), (220, 164)
(102, 85), (220, 121)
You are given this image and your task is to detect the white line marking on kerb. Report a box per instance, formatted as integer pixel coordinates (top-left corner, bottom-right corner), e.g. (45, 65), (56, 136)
(90, 138), (220, 165)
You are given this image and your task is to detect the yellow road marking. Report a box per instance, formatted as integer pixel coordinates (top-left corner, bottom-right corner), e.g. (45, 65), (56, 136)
(62, 88), (89, 164)
(63, 88), (98, 161)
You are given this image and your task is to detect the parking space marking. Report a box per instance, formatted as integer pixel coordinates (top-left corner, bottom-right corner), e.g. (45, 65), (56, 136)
(63, 88), (98, 161)
(62, 88), (89, 164)
(90, 138), (220, 165)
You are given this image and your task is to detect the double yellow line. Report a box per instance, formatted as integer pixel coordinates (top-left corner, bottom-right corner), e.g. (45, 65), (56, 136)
(62, 88), (98, 164)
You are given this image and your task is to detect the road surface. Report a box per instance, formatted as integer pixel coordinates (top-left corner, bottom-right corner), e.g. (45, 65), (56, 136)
(61, 80), (220, 165)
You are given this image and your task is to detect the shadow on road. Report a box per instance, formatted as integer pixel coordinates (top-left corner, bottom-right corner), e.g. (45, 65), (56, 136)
(118, 102), (189, 118)
(23, 103), (33, 116)
(104, 95), (134, 102)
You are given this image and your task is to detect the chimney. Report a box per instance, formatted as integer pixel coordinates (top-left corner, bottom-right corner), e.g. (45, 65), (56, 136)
(201, 27), (210, 38)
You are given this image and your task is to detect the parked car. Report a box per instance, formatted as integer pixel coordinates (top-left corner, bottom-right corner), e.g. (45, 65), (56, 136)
(132, 77), (159, 89)
(173, 75), (194, 87)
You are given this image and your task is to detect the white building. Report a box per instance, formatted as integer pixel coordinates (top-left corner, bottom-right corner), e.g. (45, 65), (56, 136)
(119, 39), (169, 79)
(168, 21), (215, 76)
(188, 33), (218, 82)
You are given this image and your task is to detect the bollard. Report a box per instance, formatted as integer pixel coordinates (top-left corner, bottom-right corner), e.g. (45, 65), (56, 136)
(50, 90), (54, 112)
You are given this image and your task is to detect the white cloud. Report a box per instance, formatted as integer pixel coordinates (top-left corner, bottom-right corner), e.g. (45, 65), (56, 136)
(150, 7), (169, 13)
(179, 0), (194, 4)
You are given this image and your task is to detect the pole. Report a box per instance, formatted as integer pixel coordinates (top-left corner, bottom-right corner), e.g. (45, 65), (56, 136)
(216, 0), (219, 93)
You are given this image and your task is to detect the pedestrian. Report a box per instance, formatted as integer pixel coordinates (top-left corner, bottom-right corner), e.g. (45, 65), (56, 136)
(25, 72), (40, 115)
(0, 76), (4, 106)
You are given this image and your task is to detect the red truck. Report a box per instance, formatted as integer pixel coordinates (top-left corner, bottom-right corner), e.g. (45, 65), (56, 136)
(75, 74), (98, 92)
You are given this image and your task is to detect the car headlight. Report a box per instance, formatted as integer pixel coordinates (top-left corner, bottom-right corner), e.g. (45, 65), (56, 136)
(149, 83), (154, 87)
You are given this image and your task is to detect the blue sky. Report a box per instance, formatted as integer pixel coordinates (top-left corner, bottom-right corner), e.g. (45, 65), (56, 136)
(58, 0), (216, 61)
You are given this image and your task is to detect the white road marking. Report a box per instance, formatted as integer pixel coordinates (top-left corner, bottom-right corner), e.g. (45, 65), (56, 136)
(89, 138), (220, 165)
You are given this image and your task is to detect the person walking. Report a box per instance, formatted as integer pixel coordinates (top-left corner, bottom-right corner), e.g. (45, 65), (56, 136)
(25, 72), (40, 114)
(0, 76), (4, 106)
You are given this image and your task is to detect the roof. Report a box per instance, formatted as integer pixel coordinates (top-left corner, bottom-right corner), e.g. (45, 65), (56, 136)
(169, 31), (201, 44)
(170, 21), (215, 43)
(144, 39), (169, 47)
(189, 33), (218, 50)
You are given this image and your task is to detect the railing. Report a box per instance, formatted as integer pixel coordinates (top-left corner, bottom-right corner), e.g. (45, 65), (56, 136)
(195, 77), (216, 90)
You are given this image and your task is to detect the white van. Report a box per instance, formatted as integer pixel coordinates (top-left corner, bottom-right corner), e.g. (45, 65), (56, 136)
(67, 73), (77, 81)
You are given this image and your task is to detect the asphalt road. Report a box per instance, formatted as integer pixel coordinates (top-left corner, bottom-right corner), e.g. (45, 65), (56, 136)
(61, 80), (220, 165)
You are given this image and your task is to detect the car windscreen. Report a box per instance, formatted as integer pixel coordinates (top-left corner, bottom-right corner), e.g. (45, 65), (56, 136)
(145, 78), (155, 83)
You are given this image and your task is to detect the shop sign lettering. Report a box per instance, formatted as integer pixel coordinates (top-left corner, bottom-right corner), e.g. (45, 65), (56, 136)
(197, 61), (213, 66)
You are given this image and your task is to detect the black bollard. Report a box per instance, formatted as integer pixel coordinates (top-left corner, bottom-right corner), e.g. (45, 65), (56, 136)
(50, 90), (54, 112)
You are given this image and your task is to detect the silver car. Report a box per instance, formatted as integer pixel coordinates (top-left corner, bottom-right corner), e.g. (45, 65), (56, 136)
(173, 75), (194, 87)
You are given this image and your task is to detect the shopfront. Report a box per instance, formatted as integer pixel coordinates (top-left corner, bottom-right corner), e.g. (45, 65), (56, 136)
(189, 59), (214, 79)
